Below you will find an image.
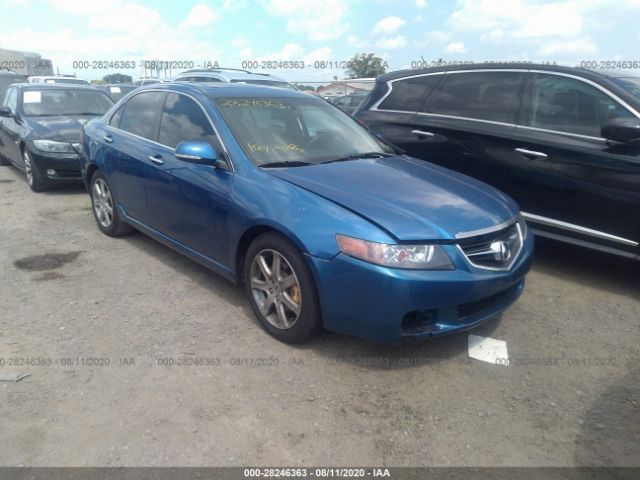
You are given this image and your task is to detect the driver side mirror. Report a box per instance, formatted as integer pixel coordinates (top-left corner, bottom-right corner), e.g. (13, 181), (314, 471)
(602, 118), (640, 144)
(0, 106), (13, 118)
(175, 141), (225, 168)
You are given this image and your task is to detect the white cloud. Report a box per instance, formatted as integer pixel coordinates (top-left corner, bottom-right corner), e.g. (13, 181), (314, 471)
(2, 0), (29, 7)
(480, 28), (505, 41)
(262, 0), (349, 41)
(449, 0), (585, 39)
(414, 30), (452, 48)
(347, 35), (368, 49)
(537, 37), (598, 55)
(445, 41), (467, 53)
(376, 35), (407, 49)
(179, 4), (218, 29)
(3, 1), (224, 79)
(232, 37), (250, 48)
(372, 16), (406, 35)
(416, 0), (427, 7)
(89, 4), (164, 34)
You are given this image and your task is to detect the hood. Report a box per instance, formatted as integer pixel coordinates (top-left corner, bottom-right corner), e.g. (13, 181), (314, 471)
(268, 156), (518, 241)
(26, 115), (98, 143)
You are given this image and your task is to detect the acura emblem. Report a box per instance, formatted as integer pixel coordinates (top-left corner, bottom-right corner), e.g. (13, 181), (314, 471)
(489, 240), (510, 262)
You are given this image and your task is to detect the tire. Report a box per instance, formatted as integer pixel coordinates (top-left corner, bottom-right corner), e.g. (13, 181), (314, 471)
(244, 232), (322, 343)
(90, 170), (133, 237)
(23, 149), (46, 192)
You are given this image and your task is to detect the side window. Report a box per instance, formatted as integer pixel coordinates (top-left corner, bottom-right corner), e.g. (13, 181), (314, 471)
(158, 93), (220, 150)
(5, 88), (17, 112)
(524, 73), (634, 138)
(378, 75), (441, 112)
(109, 105), (124, 127)
(428, 71), (524, 123)
(119, 91), (164, 140)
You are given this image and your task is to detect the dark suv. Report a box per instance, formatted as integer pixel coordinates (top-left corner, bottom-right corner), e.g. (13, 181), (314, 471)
(355, 64), (640, 260)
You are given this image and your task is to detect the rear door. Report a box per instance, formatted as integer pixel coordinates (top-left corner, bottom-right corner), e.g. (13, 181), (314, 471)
(143, 92), (233, 265)
(99, 90), (165, 223)
(358, 74), (444, 151)
(406, 70), (527, 197)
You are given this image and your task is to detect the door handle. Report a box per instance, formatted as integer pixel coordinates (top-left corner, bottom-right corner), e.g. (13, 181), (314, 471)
(515, 147), (548, 158)
(103, 135), (113, 143)
(148, 154), (165, 165)
(411, 129), (435, 138)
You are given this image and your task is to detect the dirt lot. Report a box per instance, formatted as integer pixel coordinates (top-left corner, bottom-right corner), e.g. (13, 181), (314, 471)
(0, 164), (638, 467)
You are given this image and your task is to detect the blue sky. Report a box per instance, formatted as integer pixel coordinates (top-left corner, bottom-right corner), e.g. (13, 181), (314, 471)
(0, 0), (638, 82)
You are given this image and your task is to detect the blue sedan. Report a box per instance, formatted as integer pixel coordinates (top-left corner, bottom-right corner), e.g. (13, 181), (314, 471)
(81, 82), (533, 344)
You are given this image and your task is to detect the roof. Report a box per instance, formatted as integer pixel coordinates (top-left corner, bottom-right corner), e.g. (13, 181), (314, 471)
(174, 69), (289, 82)
(13, 82), (103, 92)
(137, 81), (312, 99)
(376, 63), (640, 82)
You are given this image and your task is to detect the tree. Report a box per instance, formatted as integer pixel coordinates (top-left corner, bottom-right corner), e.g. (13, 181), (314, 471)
(345, 53), (388, 79)
(293, 84), (316, 92)
(103, 73), (133, 84)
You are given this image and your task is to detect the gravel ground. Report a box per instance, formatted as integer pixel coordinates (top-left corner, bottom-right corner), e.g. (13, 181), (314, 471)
(0, 164), (638, 467)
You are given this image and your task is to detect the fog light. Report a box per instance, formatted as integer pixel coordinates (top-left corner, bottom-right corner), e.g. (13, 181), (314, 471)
(46, 169), (56, 176)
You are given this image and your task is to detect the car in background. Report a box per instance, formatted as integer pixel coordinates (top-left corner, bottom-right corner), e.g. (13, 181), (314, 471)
(81, 82), (532, 344)
(28, 75), (90, 86)
(0, 69), (27, 102)
(95, 83), (137, 102)
(174, 68), (297, 90)
(355, 64), (640, 260)
(330, 93), (367, 115)
(0, 83), (113, 191)
(134, 77), (163, 86)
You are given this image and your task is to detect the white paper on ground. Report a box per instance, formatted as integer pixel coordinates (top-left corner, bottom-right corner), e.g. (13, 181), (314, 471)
(110, 87), (121, 93)
(468, 334), (509, 366)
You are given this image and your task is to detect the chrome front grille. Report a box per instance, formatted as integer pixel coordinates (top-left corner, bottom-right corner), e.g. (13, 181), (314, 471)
(458, 221), (524, 270)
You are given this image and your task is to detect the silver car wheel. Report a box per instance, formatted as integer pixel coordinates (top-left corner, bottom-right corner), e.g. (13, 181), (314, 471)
(23, 151), (34, 186)
(92, 178), (114, 228)
(250, 249), (302, 330)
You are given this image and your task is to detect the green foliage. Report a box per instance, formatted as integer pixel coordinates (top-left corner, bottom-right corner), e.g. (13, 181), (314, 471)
(345, 53), (388, 79)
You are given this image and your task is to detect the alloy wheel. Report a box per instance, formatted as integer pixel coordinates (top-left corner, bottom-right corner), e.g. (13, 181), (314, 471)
(92, 178), (114, 228)
(250, 249), (302, 329)
(23, 151), (34, 186)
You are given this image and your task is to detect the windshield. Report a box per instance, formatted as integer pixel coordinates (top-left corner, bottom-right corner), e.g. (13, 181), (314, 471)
(22, 89), (114, 116)
(230, 79), (297, 90)
(215, 97), (393, 166)
(613, 76), (640, 100)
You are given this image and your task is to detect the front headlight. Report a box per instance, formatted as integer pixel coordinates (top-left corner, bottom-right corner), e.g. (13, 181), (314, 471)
(33, 139), (75, 153)
(336, 234), (454, 270)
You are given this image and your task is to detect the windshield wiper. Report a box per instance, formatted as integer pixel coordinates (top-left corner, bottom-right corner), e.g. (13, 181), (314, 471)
(73, 112), (105, 115)
(320, 152), (394, 164)
(259, 160), (312, 168)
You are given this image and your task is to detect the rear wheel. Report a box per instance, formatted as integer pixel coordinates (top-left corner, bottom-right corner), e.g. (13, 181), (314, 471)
(244, 232), (322, 343)
(90, 170), (133, 236)
(23, 150), (46, 192)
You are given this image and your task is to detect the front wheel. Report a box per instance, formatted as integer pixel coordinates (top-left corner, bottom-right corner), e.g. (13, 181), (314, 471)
(90, 170), (133, 236)
(23, 150), (46, 192)
(244, 232), (322, 343)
